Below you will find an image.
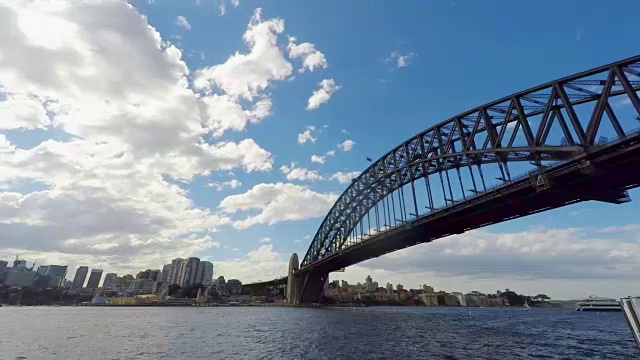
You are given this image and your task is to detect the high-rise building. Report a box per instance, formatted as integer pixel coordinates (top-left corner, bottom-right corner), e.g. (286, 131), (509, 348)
(149, 269), (161, 282)
(46, 265), (68, 280)
(365, 275), (373, 292)
(0, 260), (8, 271)
(195, 261), (214, 285)
(386, 283), (394, 293)
(103, 273), (118, 290)
(180, 257), (200, 287)
(86, 269), (103, 288)
(72, 266), (89, 289)
(160, 264), (171, 282)
(37, 265), (50, 275)
(168, 258), (185, 285)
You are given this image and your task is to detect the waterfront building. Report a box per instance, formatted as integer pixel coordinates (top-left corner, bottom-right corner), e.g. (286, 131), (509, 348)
(136, 269), (162, 281)
(227, 279), (242, 295)
(396, 284), (404, 292)
(195, 261), (214, 285)
(72, 266), (89, 289)
(386, 282), (393, 293)
(148, 269), (161, 282)
(365, 275), (373, 292)
(45, 265), (68, 286)
(160, 264), (171, 282)
(341, 280), (349, 289)
(86, 269), (103, 289)
(420, 293), (439, 306)
(167, 258), (185, 285)
(180, 257), (200, 287)
(103, 273), (119, 290)
(444, 293), (460, 306)
(422, 284), (434, 293)
(465, 294), (480, 307)
(153, 281), (168, 295)
(128, 279), (154, 294)
(4, 270), (36, 287)
(47, 275), (63, 288)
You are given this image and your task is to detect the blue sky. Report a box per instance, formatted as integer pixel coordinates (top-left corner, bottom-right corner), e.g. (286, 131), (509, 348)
(0, 0), (639, 298)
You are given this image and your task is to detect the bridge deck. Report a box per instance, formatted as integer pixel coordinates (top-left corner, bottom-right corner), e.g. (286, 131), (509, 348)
(300, 132), (640, 275)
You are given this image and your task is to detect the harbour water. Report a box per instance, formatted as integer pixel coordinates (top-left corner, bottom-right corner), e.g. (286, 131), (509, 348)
(0, 306), (636, 359)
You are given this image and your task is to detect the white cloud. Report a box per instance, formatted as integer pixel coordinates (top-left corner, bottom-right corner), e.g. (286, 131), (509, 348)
(215, 244), (287, 282)
(325, 150), (336, 157)
(176, 16), (191, 30)
(0, 135), (14, 153)
(287, 36), (328, 73)
(331, 226), (640, 299)
(218, 0), (240, 16)
(389, 51), (414, 68)
(341, 129), (349, 135)
(219, 182), (337, 229)
(599, 224), (640, 233)
(207, 179), (242, 191)
(297, 125), (317, 144)
(194, 8), (292, 101)
(259, 237), (271, 243)
(0, 0), (284, 273)
(310, 154), (325, 164)
(337, 139), (355, 152)
(306, 79), (340, 110)
(0, 91), (50, 130)
(329, 171), (360, 184)
(280, 163), (324, 181)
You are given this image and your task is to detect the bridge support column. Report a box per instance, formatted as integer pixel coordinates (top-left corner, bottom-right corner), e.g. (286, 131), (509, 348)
(286, 253), (302, 304)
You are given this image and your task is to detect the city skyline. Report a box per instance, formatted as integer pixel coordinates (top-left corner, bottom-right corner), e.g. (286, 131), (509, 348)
(0, 0), (639, 300)
(0, 255), (550, 303)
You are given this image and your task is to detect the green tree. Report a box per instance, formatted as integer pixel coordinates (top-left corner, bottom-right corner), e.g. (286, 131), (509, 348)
(167, 284), (182, 296)
(533, 294), (550, 301)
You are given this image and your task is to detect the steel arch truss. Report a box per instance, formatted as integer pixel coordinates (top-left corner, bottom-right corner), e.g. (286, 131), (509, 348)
(301, 56), (640, 268)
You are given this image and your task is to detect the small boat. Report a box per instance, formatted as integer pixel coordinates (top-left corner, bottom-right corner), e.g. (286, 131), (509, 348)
(523, 301), (530, 309)
(576, 296), (621, 312)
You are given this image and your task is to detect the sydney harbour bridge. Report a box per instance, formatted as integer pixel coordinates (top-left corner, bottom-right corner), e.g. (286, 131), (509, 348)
(244, 55), (640, 304)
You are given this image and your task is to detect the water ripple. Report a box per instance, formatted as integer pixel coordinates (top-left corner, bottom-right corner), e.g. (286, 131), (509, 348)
(0, 307), (636, 359)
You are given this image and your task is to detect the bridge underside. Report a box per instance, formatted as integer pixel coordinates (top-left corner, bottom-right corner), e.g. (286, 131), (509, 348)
(294, 134), (640, 303)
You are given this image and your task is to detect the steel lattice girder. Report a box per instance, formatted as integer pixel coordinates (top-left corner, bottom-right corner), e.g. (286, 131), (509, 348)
(301, 55), (640, 268)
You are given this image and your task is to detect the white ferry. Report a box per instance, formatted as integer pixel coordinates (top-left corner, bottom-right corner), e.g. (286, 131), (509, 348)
(576, 296), (621, 312)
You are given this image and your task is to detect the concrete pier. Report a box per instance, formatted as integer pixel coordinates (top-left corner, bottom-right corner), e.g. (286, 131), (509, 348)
(286, 253), (301, 305)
